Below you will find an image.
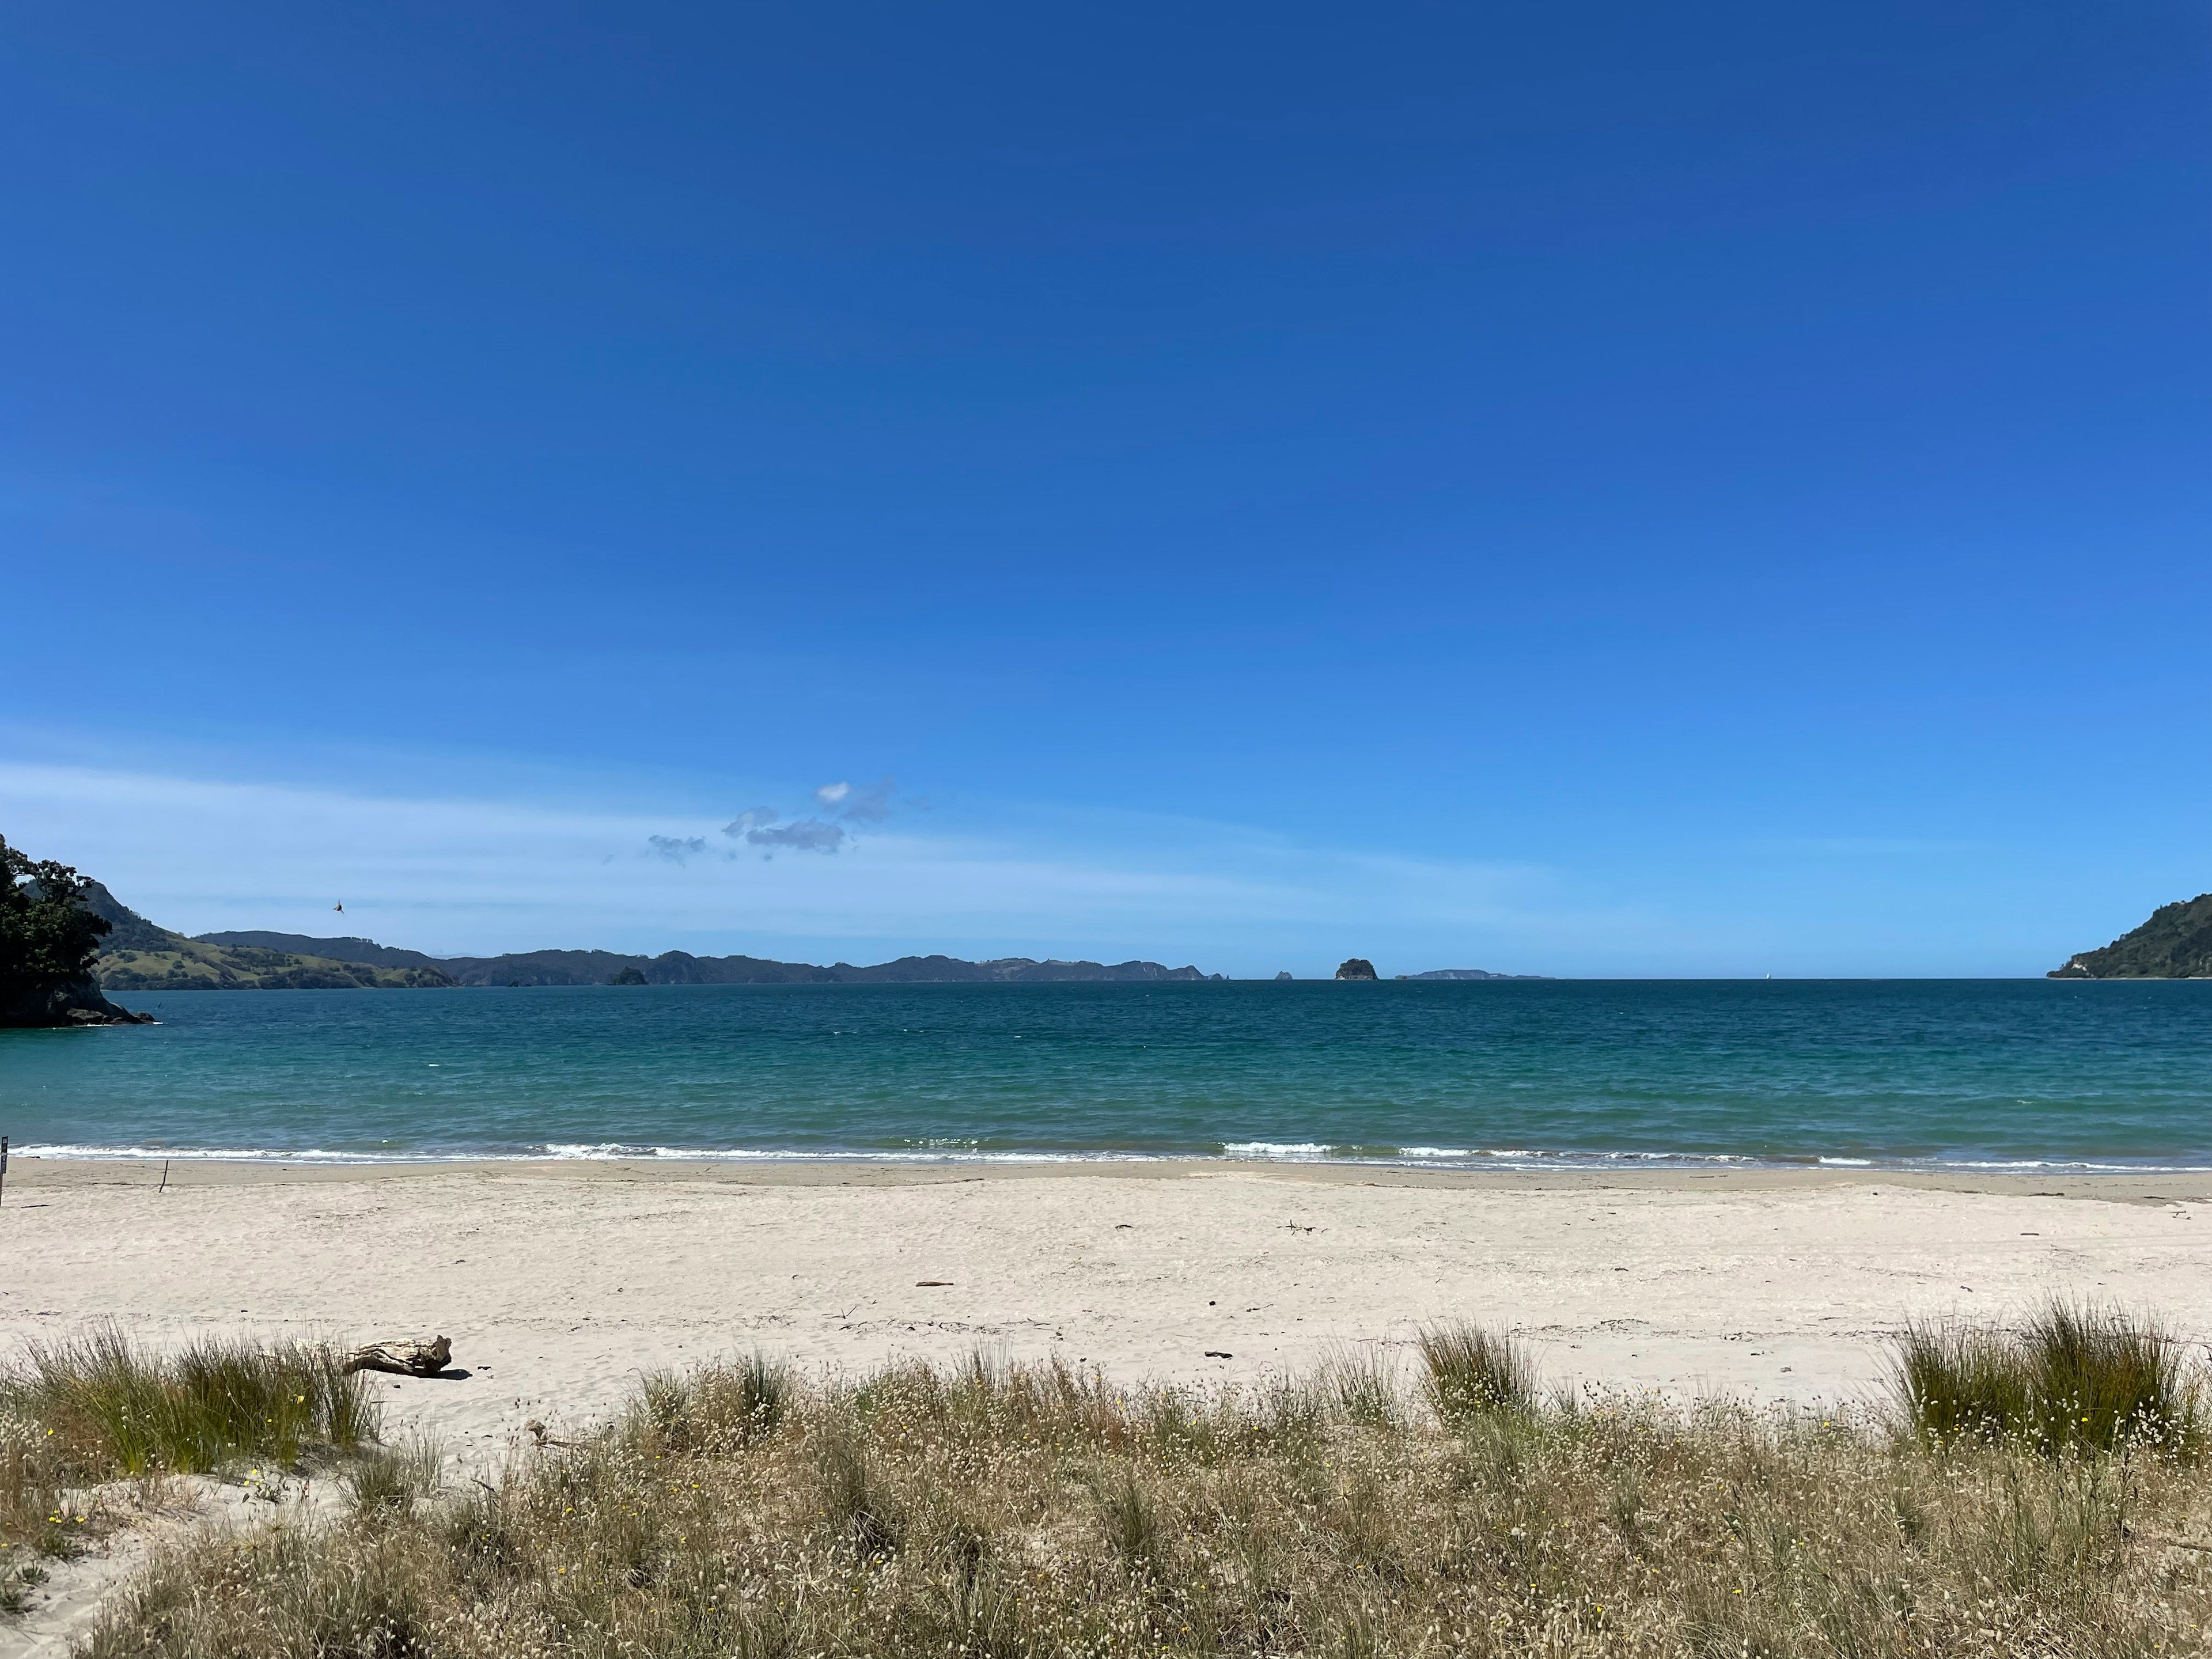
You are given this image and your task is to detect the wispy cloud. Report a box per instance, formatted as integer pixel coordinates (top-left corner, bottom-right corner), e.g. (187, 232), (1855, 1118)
(716, 777), (899, 856)
(722, 805), (845, 855)
(744, 819), (846, 854)
(646, 834), (707, 863)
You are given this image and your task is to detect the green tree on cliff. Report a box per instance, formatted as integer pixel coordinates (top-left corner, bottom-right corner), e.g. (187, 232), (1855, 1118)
(0, 832), (113, 1007)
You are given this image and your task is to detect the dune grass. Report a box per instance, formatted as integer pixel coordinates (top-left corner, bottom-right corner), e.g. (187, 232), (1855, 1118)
(0, 1327), (377, 1559)
(1416, 1321), (1537, 1423)
(72, 1325), (2212, 1658)
(1893, 1300), (2198, 1455)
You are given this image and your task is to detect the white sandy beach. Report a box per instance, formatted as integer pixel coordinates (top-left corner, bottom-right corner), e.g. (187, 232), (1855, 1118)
(10, 1158), (2211, 1457)
(5, 1158), (2211, 1654)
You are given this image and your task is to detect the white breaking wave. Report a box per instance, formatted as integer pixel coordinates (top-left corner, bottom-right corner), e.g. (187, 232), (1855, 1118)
(16, 1143), (2211, 1173)
(18, 1145), (424, 1164)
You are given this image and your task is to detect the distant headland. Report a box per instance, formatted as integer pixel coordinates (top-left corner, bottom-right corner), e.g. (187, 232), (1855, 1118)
(9, 845), (1569, 1003)
(197, 931), (1225, 987)
(1396, 967), (1548, 981)
(2050, 893), (2212, 979)
(69, 882), (1226, 989)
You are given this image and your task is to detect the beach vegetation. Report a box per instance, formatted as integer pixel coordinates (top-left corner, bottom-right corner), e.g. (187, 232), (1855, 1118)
(344, 1438), (445, 1521)
(1, 1326), (377, 1480)
(64, 1326), (2212, 1657)
(1418, 1319), (1538, 1422)
(1, 1330), (378, 1590)
(1892, 1300), (2197, 1455)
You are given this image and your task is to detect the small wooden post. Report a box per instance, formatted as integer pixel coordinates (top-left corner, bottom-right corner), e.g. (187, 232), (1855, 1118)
(1, 1137), (9, 1209)
(158, 1158), (170, 1194)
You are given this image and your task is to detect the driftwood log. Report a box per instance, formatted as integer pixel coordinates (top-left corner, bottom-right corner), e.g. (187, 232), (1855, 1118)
(343, 1336), (453, 1377)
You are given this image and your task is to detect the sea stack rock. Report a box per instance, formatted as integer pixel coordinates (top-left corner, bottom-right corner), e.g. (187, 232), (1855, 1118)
(1334, 958), (1378, 981)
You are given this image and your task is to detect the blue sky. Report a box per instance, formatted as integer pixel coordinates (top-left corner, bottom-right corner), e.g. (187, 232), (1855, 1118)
(3, 1), (2208, 976)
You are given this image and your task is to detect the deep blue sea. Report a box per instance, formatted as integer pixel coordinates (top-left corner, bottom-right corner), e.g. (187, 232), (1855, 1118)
(4, 980), (2210, 1169)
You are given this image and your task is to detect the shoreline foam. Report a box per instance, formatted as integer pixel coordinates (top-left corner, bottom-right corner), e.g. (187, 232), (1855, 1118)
(18, 1141), (2212, 1175)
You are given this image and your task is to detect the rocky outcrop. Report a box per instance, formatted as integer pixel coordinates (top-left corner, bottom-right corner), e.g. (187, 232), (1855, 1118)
(5, 848), (155, 1026)
(1334, 958), (1379, 981)
(0, 976), (154, 1028)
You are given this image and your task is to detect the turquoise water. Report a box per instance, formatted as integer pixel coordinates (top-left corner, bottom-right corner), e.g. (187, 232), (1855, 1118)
(3, 980), (2210, 1168)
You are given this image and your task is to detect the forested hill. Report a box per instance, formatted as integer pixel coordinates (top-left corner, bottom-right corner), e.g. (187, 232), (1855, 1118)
(84, 889), (456, 990)
(195, 930), (447, 971)
(198, 933), (1221, 986)
(2050, 894), (2212, 979)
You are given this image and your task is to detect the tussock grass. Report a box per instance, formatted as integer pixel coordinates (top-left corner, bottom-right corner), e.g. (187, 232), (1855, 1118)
(1894, 1300), (2198, 1455)
(637, 1353), (791, 1455)
(344, 1438), (444, 1520)
(1, 1327), (377, 1560)
(74, 1327), (2212, 1658)
(1320, 1343), (1403, 1431)
(1418, 1320), (1537, 1422)
(3, 1326), (376, 1477)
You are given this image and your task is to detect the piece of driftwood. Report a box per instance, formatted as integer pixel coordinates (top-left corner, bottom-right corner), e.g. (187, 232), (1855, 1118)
(343, 1336), (453, 1377)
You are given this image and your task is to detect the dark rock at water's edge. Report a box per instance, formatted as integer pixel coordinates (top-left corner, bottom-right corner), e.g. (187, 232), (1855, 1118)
(1396, 968), (1551, 981)
(0, 976), (155, 1028)
(1273, 971), (1294, 982)
(608, 966), (650, 986)
(1334, 958), (1379, 981)
(2051, 893), (2212, 979)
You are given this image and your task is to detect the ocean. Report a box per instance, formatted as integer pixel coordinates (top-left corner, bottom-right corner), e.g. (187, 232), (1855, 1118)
(4, 979), (2210, 1169)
